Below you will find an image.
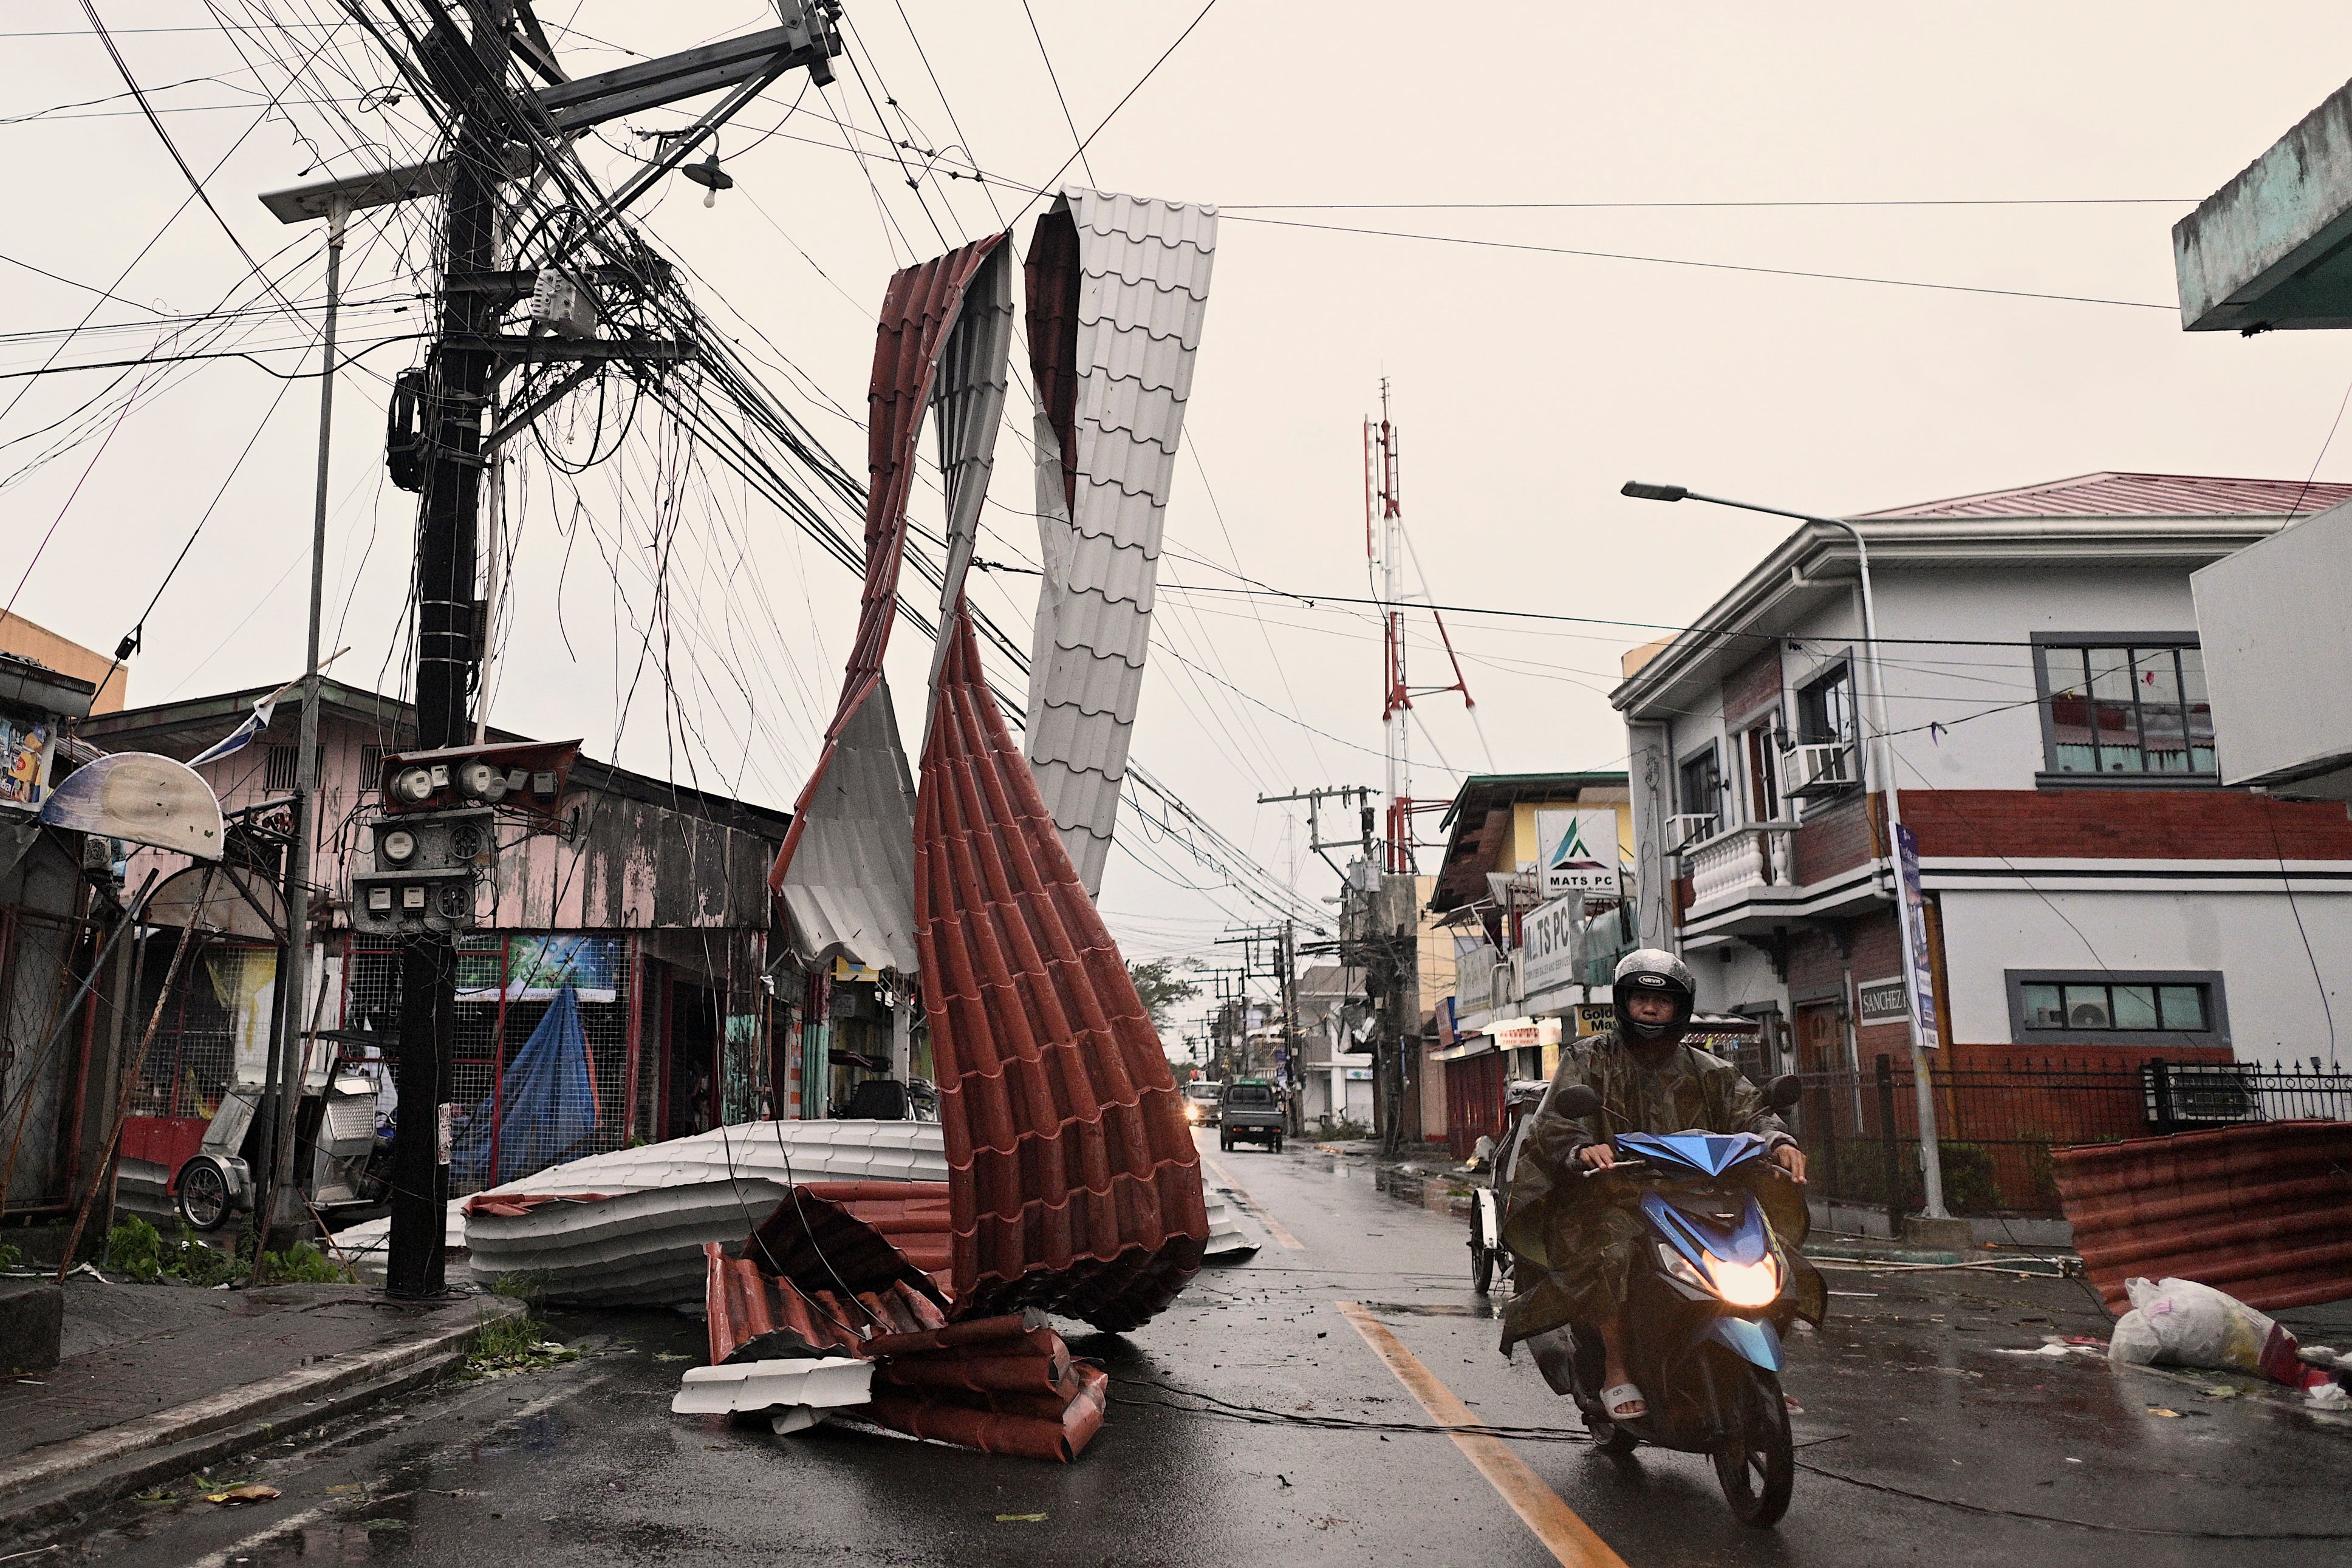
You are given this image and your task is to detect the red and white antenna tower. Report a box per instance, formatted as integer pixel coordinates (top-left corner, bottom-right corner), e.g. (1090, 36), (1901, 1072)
(1364, 380), (1474, 874)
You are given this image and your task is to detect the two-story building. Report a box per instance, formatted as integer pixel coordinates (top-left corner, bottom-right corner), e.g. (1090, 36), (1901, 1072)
(1613, 472), (2352, 1097)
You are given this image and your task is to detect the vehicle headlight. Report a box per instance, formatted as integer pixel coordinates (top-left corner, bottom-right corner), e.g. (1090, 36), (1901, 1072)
(1705, 1252), (1781, 1309)
(379, 828), (417, 864)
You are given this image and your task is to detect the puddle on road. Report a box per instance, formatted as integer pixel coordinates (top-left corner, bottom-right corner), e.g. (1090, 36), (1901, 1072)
(1372, 1164), (1475, 1220)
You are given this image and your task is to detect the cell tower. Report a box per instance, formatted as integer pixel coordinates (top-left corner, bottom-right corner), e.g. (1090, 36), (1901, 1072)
(1363, 381), (1474, 874)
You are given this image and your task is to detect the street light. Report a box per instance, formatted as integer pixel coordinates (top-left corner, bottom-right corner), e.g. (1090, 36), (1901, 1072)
(1620, 480), (1951, 1221)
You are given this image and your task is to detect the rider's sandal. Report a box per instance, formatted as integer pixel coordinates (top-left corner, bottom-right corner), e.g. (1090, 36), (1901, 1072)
(1601, 1383), (1647, 1422)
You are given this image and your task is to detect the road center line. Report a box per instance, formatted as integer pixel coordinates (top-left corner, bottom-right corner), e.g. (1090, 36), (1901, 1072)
(1338, 1301), (1629, 1568)
(1197, 1151), (1305, 1249)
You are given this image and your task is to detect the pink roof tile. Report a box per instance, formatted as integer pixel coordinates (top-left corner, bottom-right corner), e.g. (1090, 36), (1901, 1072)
(1859, 472), (2352, 520)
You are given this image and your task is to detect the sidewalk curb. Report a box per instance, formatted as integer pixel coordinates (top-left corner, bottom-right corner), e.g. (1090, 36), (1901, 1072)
(0, 1296), (521, 1543)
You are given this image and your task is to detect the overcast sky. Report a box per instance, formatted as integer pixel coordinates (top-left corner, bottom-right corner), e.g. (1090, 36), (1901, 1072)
(7, 4), (2352, 1012)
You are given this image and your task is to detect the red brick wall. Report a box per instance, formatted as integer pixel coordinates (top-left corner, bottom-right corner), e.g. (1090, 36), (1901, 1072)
(1791, 793), (1882, 885)
(1901, 789), (2352, 861)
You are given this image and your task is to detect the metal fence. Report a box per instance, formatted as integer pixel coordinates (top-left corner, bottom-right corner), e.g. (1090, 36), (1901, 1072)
(1793, 1055), (2352, 1218)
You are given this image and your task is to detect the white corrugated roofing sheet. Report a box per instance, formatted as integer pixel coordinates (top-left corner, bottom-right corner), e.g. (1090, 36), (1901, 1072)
(776, 678), (918, 973)
(1023, 189), (1217, 896)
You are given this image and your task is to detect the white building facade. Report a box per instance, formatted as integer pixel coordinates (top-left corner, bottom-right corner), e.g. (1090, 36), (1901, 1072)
(1613, 472), (2352, 1083)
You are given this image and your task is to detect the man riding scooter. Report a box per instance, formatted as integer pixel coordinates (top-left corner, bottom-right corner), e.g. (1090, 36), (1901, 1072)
(1500, 949), (1823, 1424)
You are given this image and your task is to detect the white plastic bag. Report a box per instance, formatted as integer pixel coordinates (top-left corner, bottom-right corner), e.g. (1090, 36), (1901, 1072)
(2107, 1277), (2277, 1373)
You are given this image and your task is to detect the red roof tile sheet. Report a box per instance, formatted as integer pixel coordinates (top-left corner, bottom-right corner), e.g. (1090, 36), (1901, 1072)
(915, 602), (1208, 1331)
(2055, 1120), (2352, 1311)
(770, 235), (1009, 899)
(1859, 471), (2352, 520)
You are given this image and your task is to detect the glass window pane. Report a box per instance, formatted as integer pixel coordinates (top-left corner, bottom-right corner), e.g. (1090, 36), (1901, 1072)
(2136, 651), (2192, 771)
(2158, 986), (2207, 1031)
(2020, 984), (2064, 1028)
(2085, 648), (2145, 771)
(2110, 985), (2158, 1029)
(2043, 649), (2096, 772)
(2179, 649), (2217, 773)
(2061, 985), (2113, 1028)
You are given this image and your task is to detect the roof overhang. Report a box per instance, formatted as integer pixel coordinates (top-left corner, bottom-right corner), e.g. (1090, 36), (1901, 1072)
(1610, 516), (2291, 723)
(2175, 76), (2352, 333)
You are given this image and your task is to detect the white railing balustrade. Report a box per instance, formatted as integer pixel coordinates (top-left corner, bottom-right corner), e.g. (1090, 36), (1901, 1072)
(1684, 822), (1798, 906)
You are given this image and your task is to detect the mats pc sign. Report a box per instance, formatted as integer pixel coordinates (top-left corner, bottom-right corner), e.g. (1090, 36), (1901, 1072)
(1535, 808), (1621, 898)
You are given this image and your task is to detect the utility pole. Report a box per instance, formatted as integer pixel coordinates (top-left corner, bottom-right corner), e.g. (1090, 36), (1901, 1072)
(1367, 385), (1410, 874)
(260, 2), (844, 1298)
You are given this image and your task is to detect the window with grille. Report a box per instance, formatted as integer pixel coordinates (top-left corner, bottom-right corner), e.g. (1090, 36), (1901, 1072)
(2006, 969), (2226, 1046)
(2035, 639), (2216, 779)
(361, 745), (386, 786)
(264, 745), (298, 791)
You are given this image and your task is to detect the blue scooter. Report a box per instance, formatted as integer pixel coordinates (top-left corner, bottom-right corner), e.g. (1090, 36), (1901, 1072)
(1522, 1075), (1807, 1528)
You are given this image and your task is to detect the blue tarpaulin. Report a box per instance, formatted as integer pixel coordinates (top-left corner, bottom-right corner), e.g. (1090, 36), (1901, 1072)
(451, 984), (598, 1186)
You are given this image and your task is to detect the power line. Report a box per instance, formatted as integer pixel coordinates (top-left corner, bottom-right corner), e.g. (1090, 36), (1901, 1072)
(1220, 197), (2203, 211)
(1216, 213), (2177, 310)
(1017, 0), (1096, 186)
(1016, 0), (1223, 222)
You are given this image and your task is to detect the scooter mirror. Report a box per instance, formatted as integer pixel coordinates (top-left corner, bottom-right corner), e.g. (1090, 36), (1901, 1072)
(1555, 1084), (1602, 1119)
(1764, 1072), (1803, 1111)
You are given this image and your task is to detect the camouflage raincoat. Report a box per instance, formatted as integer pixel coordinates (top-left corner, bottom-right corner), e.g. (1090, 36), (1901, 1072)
(1499, 1029), (1825, 1350)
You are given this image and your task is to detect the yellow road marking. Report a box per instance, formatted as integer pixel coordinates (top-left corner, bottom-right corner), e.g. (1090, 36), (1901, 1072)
(1198, 1150), (1305, 1249)
(1338, 1301), (1629, 1568)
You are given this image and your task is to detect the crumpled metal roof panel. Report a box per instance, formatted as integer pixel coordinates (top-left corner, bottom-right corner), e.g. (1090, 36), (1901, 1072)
(774, 677), (918, 972)
(1022, 189), (1216, 897)
(916, 604), (1208, 1331)
(771, 235), (1008, 913)
(1860, 471), (2352, 520)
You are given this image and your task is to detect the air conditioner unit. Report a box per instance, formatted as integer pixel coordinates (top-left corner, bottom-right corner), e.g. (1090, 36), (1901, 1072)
(1784, 742), (1856, 799)
(1666, 813), (1719, 850)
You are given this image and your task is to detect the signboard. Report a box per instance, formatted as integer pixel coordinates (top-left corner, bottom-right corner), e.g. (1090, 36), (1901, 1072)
(1520, 893), (1581, 996)
(1574, 1003), (1613, 1037)
(1485, 1016), (1562, 1052)
(1893, 823), (1941, 1049)
(1855, 976), (1908, 1028)
(1536, 808), (1621, 897)
(0, 709), (56, 809)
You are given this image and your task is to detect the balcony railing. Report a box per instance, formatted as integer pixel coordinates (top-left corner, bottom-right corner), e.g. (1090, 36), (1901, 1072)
(1684, 821), (1797, 907)
(1666, 813), (1719, 851)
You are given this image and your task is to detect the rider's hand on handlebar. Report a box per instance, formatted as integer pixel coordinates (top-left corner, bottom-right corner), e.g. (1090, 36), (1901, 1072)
(1773, 1144), (1807, 1184)
(1576, 1143), (1616, 1171)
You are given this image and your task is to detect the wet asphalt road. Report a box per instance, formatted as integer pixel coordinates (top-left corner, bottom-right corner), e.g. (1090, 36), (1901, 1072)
(49, 1128), (2352, 1567)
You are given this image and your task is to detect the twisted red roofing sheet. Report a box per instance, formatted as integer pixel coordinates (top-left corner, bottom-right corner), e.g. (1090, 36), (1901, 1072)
(1858, 471), (2352, 520)
(915, 602), (1208, 1331)
(770, 235), (1008, 899)
(2054, 1120), (2352, 1311)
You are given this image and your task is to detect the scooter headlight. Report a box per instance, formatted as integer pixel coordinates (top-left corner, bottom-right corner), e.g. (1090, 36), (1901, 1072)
(1655, 1242), (1781, 1307)
(1706, 1252), (1782, 1309)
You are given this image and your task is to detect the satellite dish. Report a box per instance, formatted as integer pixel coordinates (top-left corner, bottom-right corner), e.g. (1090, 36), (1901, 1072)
(38, 752), (224, 861)
(146, 864), (284, 942)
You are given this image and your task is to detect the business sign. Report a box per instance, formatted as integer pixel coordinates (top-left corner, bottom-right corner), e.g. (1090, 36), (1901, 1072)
(1893, 823), (1941, 1050)
(1575, 1003), (1613, 1037)
(1520, 893), (1581, 996)
(1855, 976), (1908, 1028)
(1536, 808), (1622, 898)
(1485, 1016), (1562, 1052)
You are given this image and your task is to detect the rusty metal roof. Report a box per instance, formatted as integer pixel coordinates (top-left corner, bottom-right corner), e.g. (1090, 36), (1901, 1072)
(1859, 471), (2352, 520)
(1022, 189), (1217, 896)
(917, 603), (1209, 1331)
(2054, 1119), (2352, 1311)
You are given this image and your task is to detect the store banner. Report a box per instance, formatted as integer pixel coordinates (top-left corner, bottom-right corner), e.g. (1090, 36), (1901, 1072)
(1893, 824), (1940, 1049)
(457, 934), (624, 1003)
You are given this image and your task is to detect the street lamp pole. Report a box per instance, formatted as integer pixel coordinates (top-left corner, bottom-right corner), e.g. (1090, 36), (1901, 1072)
(1620, 482), (1950, 1219)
